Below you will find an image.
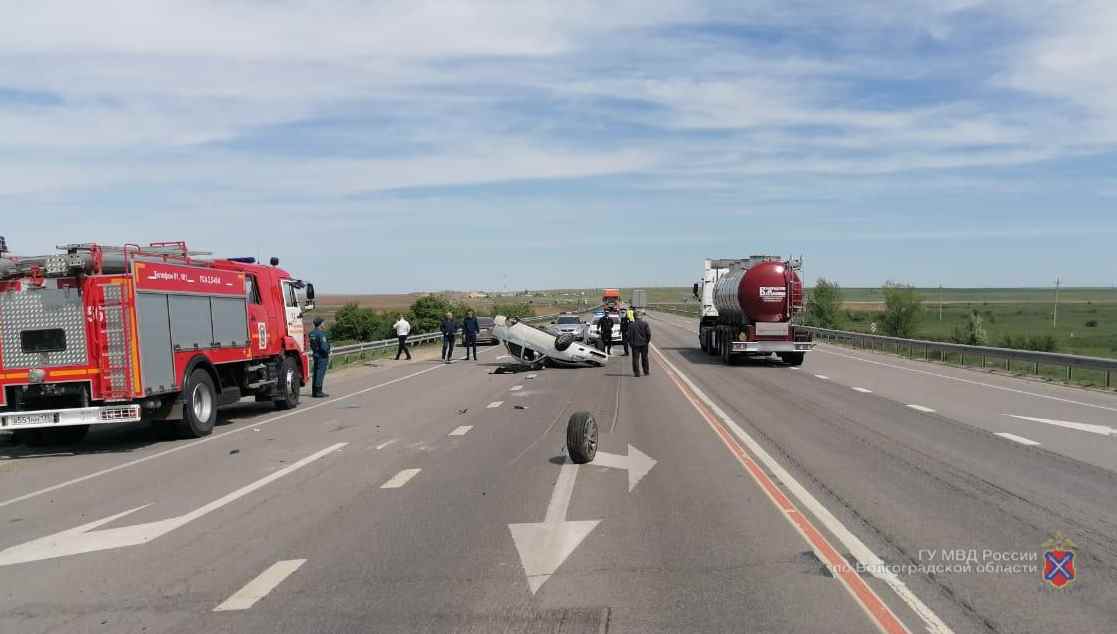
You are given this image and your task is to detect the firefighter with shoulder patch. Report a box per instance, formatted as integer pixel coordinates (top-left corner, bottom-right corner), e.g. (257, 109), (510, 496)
(309, 317), (331, 397)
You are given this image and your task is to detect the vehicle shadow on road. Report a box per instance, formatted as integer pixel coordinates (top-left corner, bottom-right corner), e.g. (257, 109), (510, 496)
(0, 401), (284, 459)
(671, 346), (790, 368)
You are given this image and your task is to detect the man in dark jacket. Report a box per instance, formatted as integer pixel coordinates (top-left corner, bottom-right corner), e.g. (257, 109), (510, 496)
(627, 311), (652, 377)
(440, 311), (459, 363)
(596, 312), (614, 354)
(619, 308), (631, 356)
(308, 317), (331, 397)
(461, 310), (480, 361)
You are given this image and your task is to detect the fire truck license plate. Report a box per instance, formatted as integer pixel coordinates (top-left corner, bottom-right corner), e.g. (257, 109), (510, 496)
(8, 413), (55, 427)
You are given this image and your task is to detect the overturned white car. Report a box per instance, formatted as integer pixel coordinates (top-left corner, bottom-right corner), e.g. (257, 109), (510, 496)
(492, 315), (608, 369)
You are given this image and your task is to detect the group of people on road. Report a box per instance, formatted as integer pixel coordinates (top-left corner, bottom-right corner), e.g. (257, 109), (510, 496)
(597, 306), (652, 377)
(438, 310), (481, 363)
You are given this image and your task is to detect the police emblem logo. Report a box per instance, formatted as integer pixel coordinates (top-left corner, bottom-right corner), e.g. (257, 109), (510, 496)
(1041, 532), (1077, 589)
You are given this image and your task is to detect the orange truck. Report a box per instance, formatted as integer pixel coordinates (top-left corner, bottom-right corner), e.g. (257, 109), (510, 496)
(601, 288), (620, 309)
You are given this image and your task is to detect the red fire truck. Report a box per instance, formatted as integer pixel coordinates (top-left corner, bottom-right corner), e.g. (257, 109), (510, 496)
(0, 239), (316, 444)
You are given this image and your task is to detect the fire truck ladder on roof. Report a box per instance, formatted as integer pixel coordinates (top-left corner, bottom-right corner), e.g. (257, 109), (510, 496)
(98, 282), (134, 401)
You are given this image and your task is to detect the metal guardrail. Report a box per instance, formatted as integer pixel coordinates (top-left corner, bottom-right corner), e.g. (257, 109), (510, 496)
(646, 303), (1116, 388)
(327, 312), (580, 364)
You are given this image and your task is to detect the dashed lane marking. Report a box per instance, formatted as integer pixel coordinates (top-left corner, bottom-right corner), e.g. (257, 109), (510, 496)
(995, 433), (1041, 446)
(906, 404), (936, 413)
(381, 469), (421, 489)
(510, 385), (523, 391)
(488, 401), (504, 408)
(449, 426), (473, 437)
(214, 559), (306, 611)
(375, 439), (399, 450)
(815, 374), (830, 380)
(852, 387), (873, 394)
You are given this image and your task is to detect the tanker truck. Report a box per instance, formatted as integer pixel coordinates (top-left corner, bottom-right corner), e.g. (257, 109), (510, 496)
(695, 256), (813, 365)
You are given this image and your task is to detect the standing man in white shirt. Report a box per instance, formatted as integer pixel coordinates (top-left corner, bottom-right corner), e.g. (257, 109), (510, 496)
(393, 314), (413, 360)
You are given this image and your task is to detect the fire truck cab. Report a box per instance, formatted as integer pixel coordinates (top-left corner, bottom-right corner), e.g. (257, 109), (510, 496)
(0, 239), (315, 444)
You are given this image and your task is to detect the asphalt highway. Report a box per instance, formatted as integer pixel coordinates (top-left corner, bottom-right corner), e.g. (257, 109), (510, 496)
(1, 312), (1115, 633)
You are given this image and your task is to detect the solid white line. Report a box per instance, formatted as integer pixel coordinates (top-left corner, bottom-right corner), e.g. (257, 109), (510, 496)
(449, 425), (473, 437)
(650, 344), (952, 634)
(375, 439), (399, 450)
(817, 347), (1117, 414)
(815, 374), (830, 380)
(487, 401), (504, 408)
(214, 559), (306, 611)
(907, 404), (936, 413)
(509, 385), (523, 391)
(852, 387), (873, 394)
(1006, 414), (1116, 437)
(381, 468), (421, 489)
(544, 460), (578, 524)
(0, 363), (448, 509)
(995, 433), (1041, 446)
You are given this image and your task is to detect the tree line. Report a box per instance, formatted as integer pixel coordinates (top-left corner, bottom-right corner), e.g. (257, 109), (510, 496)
(328, 295), (535, 343)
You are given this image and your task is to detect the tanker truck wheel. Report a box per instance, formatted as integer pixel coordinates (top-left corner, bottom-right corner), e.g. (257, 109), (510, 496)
(274, 355), (302, 410)
(175, 369), (217, 438)
(566, 411), (598, 464)
(781, 352), (805, 366)
(554, 333), (576, 352)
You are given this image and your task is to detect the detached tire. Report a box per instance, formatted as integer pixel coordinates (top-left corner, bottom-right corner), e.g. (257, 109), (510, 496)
(554, 333), (576, 352)
(175, 368), (217, 438)
(274, 355), (302, 410)
(566, 411), (598, 464)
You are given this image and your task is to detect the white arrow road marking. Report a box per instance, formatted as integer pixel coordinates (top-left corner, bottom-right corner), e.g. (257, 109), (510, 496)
(1006, 415), (1116, 436)
(214, 559), (306, 611)
(995, 433), (1041, 446)
(590, 445), (657, 492)
(509, 459), (600, 595)
(0, 443), (347, 567)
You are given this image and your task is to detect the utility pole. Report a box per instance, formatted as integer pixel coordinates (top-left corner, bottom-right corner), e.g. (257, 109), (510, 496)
(1053, 276), (1060, 328)
(939, 284), (943, 321)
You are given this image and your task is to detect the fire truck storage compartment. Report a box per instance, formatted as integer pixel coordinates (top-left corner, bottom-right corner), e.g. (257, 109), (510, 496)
(0, 286), (88, 369)
(135, 292), (248, 394)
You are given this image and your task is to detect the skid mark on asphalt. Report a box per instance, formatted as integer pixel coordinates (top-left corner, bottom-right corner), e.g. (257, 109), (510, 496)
(214, 559), (306, 611)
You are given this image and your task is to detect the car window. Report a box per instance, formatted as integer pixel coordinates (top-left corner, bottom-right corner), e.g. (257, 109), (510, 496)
(557, 316), (580, 324)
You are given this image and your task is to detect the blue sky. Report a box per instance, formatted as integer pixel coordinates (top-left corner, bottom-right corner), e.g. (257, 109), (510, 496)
(2, 1), (1116, 292)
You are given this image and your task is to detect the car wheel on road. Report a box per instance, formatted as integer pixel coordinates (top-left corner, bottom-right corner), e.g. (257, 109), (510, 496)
(566, 411), (598, 464)
(175, 368), (218, 438)
(274, 355), (302, 410)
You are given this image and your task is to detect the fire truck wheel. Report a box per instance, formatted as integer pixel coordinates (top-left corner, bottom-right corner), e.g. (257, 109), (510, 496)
(275, 356), (302, 410)
(566, 411), (598, 464)
(781, 352), (805, 366)
(17, 425), (90, 446)
(177, 369), (217, 438)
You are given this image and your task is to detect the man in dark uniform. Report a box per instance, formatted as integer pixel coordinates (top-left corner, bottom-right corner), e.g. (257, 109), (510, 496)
(461, 310), (480, 361)
(308, 317), (330, 397)
(596, 312), (614, 355)
(627, 311), (652, 377)
(619, 308), (631, 356)
(440, 311), (459, 363)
